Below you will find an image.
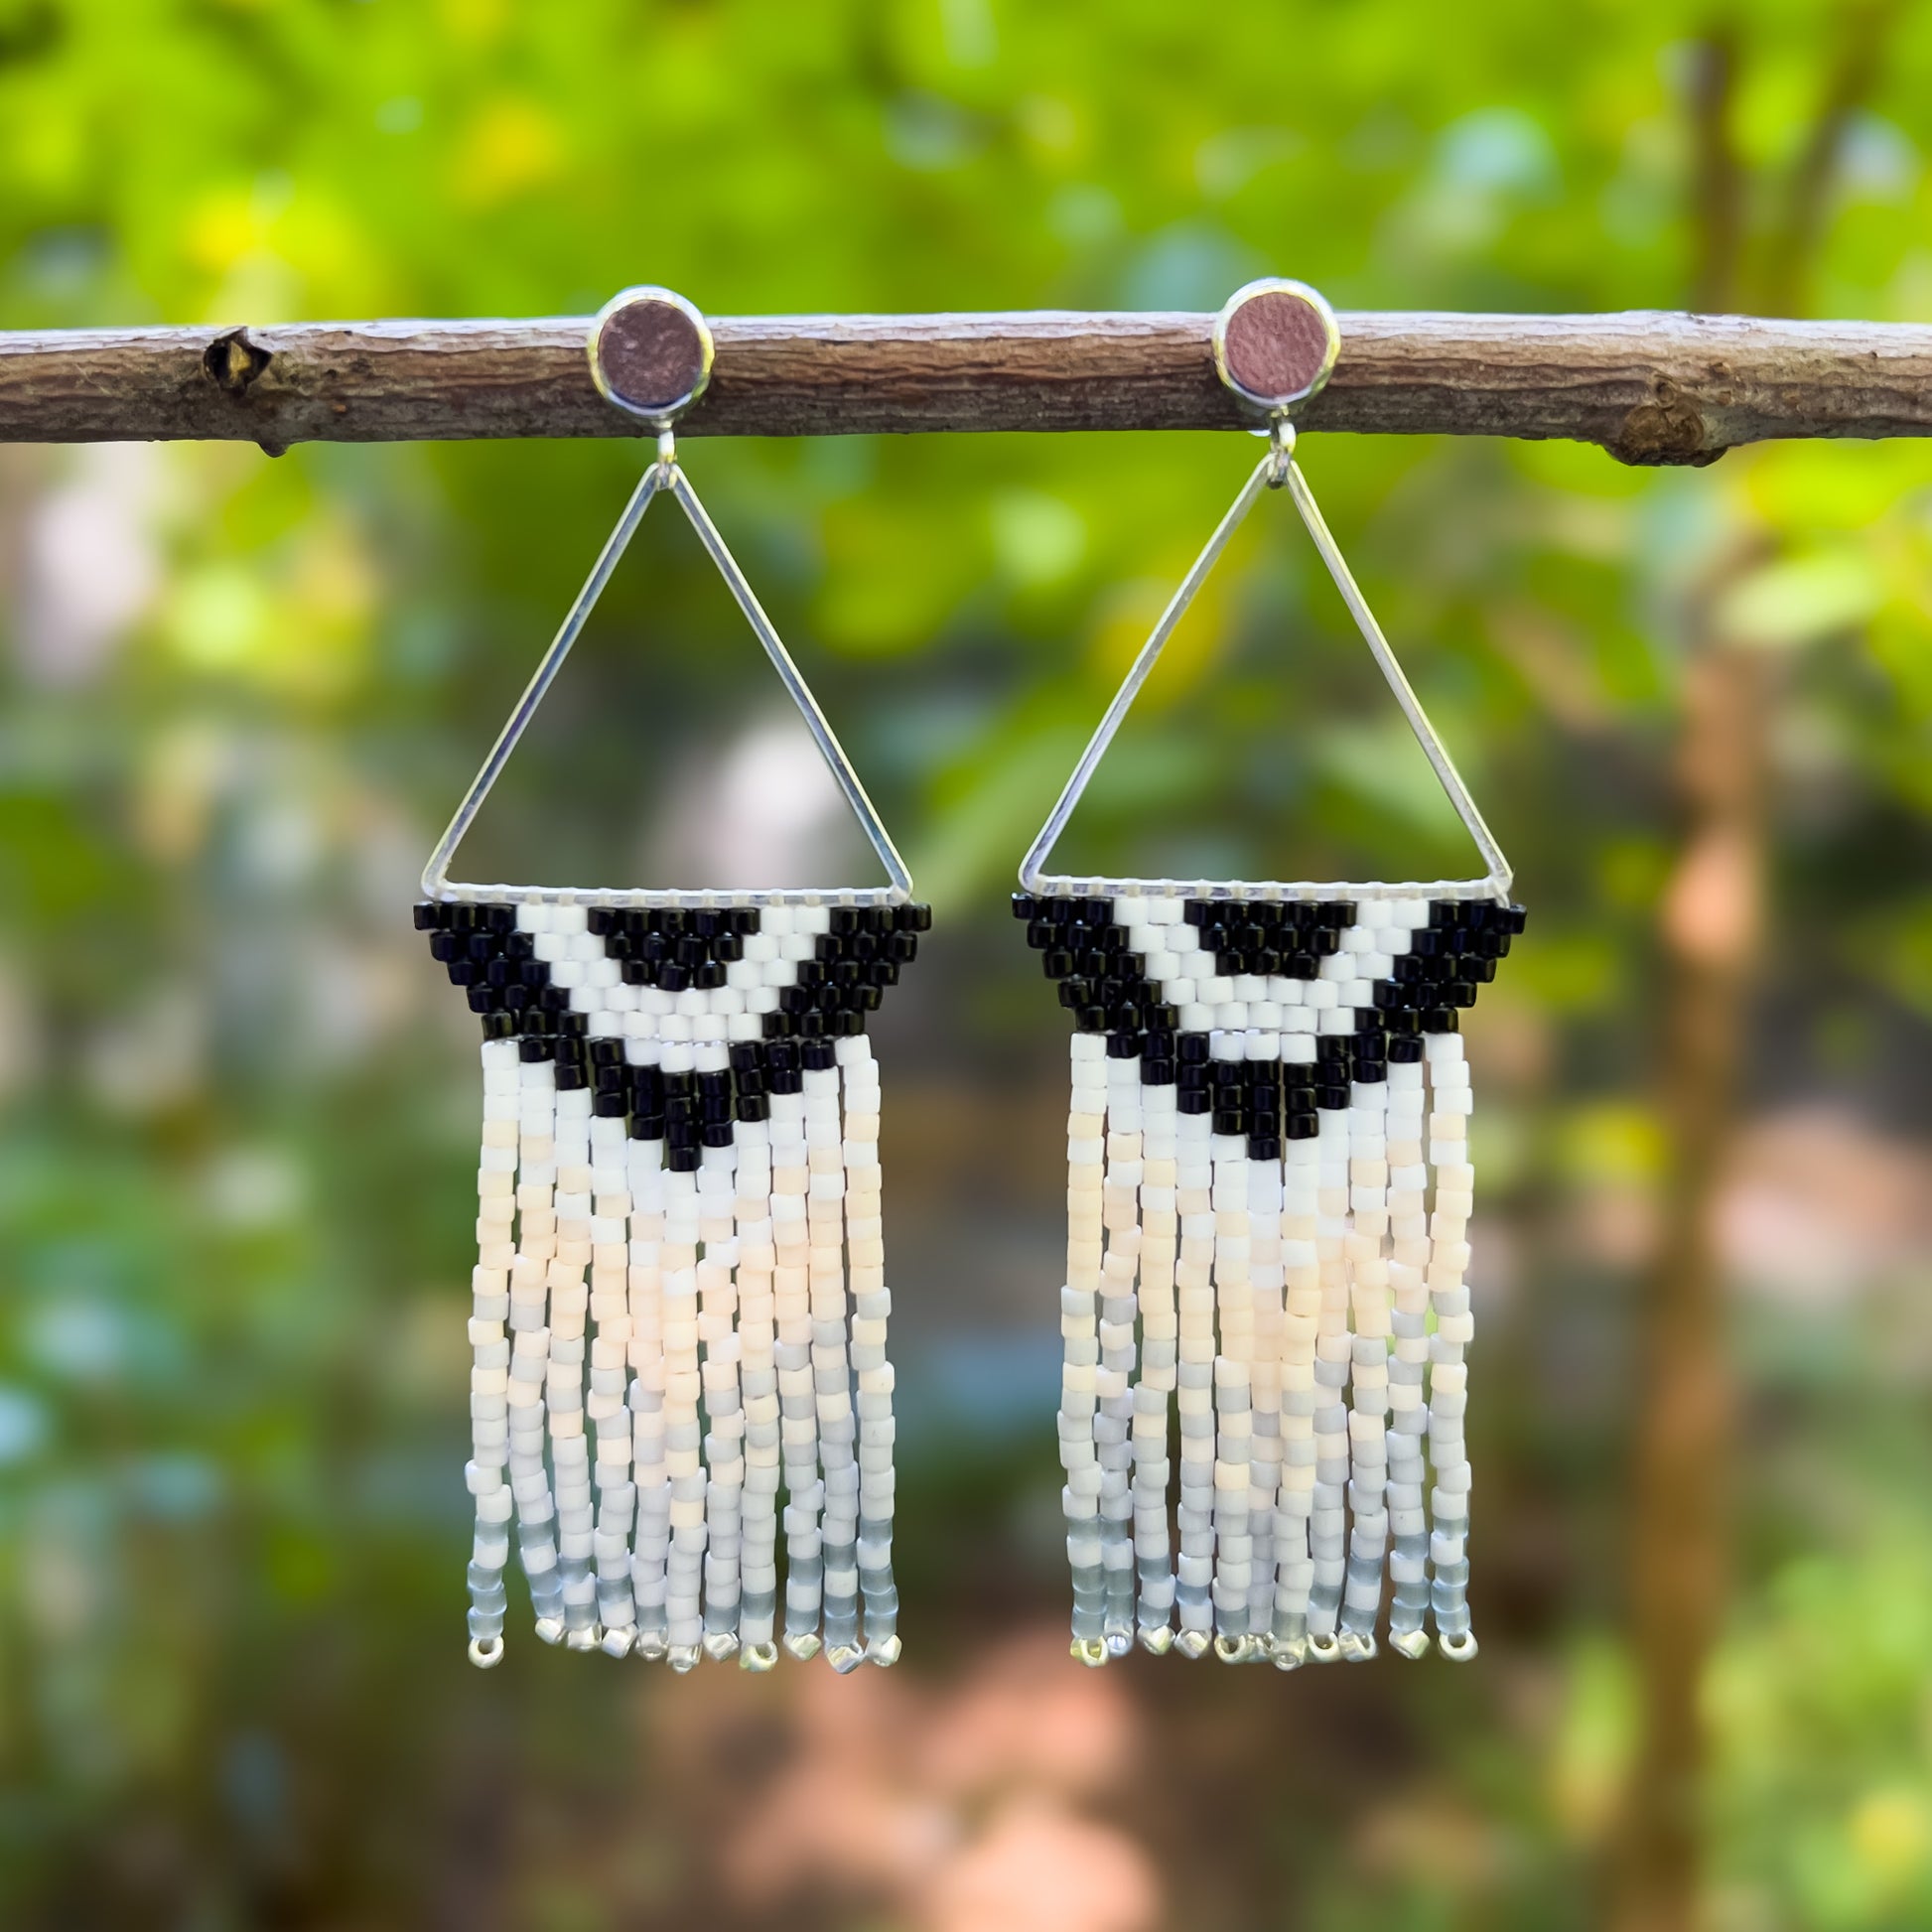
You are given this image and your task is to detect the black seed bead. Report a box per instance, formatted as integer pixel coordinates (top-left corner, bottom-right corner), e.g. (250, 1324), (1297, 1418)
(519, 1035), (553, 1062)
(1012, 894), (1038, 921)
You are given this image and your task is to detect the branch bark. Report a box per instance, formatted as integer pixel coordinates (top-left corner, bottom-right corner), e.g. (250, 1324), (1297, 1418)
(1, 311), (1929, 460)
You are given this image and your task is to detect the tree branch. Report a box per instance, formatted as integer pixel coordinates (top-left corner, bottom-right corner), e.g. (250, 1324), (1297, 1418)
(2, 311), (1929, 462)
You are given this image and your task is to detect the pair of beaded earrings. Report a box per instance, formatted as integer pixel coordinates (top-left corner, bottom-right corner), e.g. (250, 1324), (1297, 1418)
(417, 281), (1522, 1678)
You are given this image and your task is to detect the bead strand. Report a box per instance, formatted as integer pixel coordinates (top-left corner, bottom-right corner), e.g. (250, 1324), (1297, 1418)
(660, 1154), (706, 1671)
(841, 1035), (899, 1665)
(511, 1053), (567, 1641)
(549, 1076), (599, 1651)
(588, 1105), (637, 1654)
(734, 1109), (781, 1670)
(1273, 1121), (1320, 1666)
(1061, 1032), (1108, 1665)
(769, 1071), (822, 1659)
(1209, 1051), (1255, 1660)
(803, 1053), (861, 1672)
(1245, 1074), (1286, 1651)
(697, 1115), (744, 1661)
(1339, 1079), (1390, 1660)
(1098, 1046), (1143, 1658)
(1173, 1095), (1215, 1659)
(1425, 1031), (1477, 1659)
(1133, 1065), (1178, 1655)
(1383, 1052), (1433, 1659)
(1306, 1098), (1351, 1658)
(627, 1108), (671, 1660)
(465, 1035), (521, 1666)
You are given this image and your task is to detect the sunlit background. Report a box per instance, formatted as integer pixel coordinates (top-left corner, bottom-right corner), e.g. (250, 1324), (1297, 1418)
(4, 5), (1932, 1929)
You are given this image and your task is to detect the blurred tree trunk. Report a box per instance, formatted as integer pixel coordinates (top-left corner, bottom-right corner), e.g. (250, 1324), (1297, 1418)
(1609, 16), (1891, 1931)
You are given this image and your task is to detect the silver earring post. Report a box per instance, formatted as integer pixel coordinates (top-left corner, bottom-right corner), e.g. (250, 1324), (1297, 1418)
(422, 286), (911, 905)
(1019, 277), (1512, 904)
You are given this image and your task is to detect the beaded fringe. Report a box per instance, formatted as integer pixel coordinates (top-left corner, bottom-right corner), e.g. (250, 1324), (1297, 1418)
(427, 892), (924, 1674)
(465, 1033), (897, 1670)
(1030, 888), (1521, 1666)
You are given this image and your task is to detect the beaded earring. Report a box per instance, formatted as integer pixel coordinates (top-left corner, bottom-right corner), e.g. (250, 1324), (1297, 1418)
(417, 290), (926, 1675)
(1015, 281), (1525, 1670)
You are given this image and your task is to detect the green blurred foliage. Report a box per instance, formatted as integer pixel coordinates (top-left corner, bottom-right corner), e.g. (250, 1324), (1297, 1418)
(1, 3), (1931, 1927)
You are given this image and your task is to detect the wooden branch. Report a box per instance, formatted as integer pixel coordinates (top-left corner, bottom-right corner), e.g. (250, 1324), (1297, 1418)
(3, 310), (1930, 464)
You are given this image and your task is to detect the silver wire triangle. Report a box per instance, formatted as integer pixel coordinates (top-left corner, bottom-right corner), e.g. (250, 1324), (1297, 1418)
(1019, 445), (1513, 902)
(423, 453), (912, 903)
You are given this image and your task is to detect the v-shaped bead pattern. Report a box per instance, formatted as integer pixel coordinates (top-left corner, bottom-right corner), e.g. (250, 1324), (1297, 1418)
(425, 893), (927, 1673)
(1016, 887), (1524, 1667)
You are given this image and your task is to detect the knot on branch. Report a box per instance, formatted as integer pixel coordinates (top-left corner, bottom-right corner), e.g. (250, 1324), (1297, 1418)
(1606, 380), (1726, 468)
(203, 328), (272, 398)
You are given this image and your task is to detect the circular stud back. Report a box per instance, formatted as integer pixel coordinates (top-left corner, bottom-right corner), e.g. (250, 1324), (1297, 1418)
(1212, 277), (1341, 414)
(590, 286), (715, 426)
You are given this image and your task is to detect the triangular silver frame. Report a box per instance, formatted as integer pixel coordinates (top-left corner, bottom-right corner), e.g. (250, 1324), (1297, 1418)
(422, 450), (912, 906)
(1018, 441), (1513, 904)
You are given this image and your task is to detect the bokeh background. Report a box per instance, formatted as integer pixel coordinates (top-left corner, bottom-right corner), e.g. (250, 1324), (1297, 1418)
(5, 5), (1932, 1929)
